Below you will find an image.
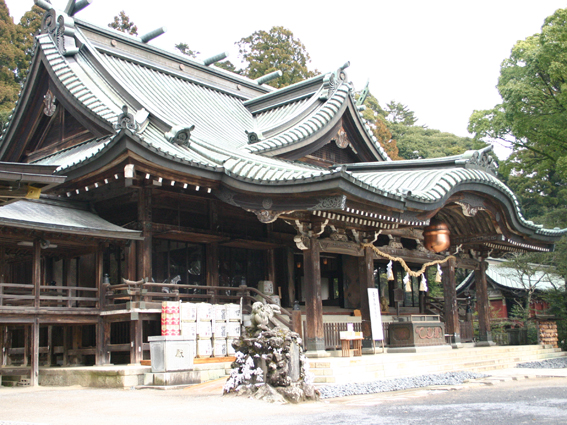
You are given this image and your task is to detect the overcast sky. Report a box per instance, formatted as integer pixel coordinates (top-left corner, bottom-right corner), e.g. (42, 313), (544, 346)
(6, 1), (567, 158)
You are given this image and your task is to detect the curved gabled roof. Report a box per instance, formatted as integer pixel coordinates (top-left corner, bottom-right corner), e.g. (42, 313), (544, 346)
(1, 7), (564, 249)
(95, 52), (254, 150)
(343, 149), (566, 238)
(243, 73), (390, 161)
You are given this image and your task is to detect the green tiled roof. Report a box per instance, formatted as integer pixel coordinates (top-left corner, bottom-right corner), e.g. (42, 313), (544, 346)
(1, 8), (564, 244)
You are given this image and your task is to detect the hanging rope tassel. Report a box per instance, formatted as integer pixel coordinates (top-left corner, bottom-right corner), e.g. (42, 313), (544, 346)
(387, 260), (394, 281)
(403, 273), (411, 292)
(420, 274), (428, 292)
(435, 264), (443, 283)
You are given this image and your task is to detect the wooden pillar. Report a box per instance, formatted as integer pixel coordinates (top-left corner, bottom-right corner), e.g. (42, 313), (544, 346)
(130, 317), (143, 364)
(62, 326), (69, 366)
(206, 243), (219, 287)
(267, 249), (276, 284)
(475, 259), (493, 344)
(96, 317), (111, 365)
(125, 242), (137, 280)
(96, 243), (104, 309)
(33, 239), (41, 309)
(206, 243), (219, 304)
(0, 246), (5, 306)
(442, 257), (461, 344)
(23, 326), (29, 366)
(303, 238), (324, 352)
(31, 318), (39, 386)
(358, 246), (375, 341)
(1, 325), (9, 366)
(137, 187), (152, 281)
(72, 325), (82, 365)
(292, 310), (303, 340)
(285, 248), (295, 308)
(46, 326), (53, 367)
(64, 258), (74, 308)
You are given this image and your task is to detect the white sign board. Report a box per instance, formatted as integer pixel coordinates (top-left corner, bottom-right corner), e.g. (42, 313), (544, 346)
(367, 288), (384, 341)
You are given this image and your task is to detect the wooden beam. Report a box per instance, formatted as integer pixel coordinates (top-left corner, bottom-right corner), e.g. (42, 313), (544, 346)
(303, 238), (324, 352)
(475, 259), (493, 344)
(442, 257), (460, 344)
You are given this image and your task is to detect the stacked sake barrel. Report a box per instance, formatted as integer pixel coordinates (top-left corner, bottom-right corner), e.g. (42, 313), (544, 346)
(213, 305), (228, 357)
(160, 301), (242, 358)
(180, 302), (197, 357)
(196, 303), (213, 358)
(161, 301), (181, 336)
(226, 304), (241, 355)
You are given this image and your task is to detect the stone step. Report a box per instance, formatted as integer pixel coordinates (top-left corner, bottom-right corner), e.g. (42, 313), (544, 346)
(309, 346), (566, 384)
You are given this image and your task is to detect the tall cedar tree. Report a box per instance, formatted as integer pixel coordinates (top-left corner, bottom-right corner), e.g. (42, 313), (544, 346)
(236, 26), (317, 88)
(108, 11), (138, 36)
(0, 0), (24, 123)
(16, 5), (43, 82)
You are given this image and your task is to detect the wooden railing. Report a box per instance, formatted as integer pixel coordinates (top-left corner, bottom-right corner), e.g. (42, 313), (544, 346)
(105, 281), (293, 329)
(0, 283), (98, 309)
(301, 321), (391, 350)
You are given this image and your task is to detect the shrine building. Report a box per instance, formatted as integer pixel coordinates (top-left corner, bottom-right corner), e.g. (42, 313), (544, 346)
(1, 0), (565, 385)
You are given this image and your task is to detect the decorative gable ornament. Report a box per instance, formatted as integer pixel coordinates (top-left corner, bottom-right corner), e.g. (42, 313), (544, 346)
(114, 106), (139, 133)
(459, 146), (498, 176)
(319, 62), (350, 100)
(41, 9), (79, 56)
(334, 128), (349, 149)
(166, 125), (195, 147)
(43, 90), (57, 117)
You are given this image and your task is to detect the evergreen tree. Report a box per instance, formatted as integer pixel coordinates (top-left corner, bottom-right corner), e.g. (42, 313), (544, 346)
(108, 11), (138, 36)
(15, 5), (43, 82)
(0, 0), (24, 126)
(174, 42), (199, 59)
(235, 26), (318, 88)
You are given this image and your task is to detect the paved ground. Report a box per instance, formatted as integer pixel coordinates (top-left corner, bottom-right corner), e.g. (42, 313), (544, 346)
(0, 367), (566, 425)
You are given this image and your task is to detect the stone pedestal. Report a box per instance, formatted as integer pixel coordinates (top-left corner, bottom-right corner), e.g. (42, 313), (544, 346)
(388, 320), (446, 348)
(148, 335), (195, 373)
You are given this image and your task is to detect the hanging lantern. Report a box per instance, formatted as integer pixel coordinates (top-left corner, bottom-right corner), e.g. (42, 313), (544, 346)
(403, 273), (411, 292)
(387, 260), (394, 281)
(423, 219), (451, 253)
(420, 274), (428, 292)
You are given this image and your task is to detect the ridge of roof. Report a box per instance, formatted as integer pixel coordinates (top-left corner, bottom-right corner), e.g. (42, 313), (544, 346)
(339, 145), (497, 176)
(73, 18), (274, 97)
(243, 73), (327, 113)
(244, 83), (351, 155)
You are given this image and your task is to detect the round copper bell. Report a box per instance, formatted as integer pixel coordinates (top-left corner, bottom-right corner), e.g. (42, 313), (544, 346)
(423, 219), (451, 253)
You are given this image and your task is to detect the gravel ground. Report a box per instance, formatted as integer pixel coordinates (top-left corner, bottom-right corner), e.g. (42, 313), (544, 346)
(517, 357), (567, 369)
(318, 371), (488, 399)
